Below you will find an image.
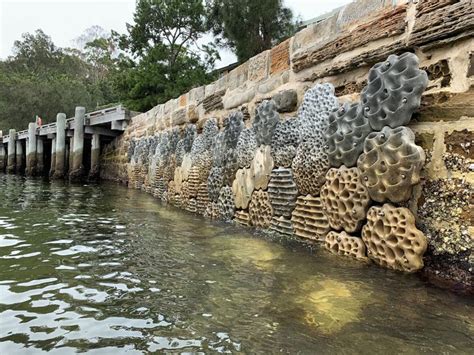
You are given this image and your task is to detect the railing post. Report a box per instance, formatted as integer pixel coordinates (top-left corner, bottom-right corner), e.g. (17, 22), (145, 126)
(89, 133), (100, 181)
(70, 106), (85, 182)
(7, 129), (16, 174)
(26, 122), (37, 176)
(52, 113), (66, 179)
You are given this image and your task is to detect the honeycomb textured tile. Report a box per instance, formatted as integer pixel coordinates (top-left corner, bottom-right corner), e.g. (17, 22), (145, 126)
(223, 111), (244, 149)
(222, 148), (240, 186)
(291, 195), (330, 241)
(357, 126), (425, 203)
(293, 140), (329, 195)
(232, 167), (255, 209)
(183, 124), (197, 153)
(207, 166), (224, 202)
(360, 52), (428, 131)
(325, 102), (372, 168)
(196, 182), (209, 213)
(320, 166), (371, 233)
(211, 132), (226, 167)
(217, 186), (236, 221)
(249, 190), (273, 228)
(250, 145), (274, 190)
(235, 128), (258, 168)
(268, 168), (298, 218)
(253, 100), (280, 146)
(298, 83), (338, 142)
(325, 231), (368, 262)
(187, 166), (202, 198)
(362, 204), (428, 273)
(234, 209), (252, 227)
(271, 118), (301, 168)
(270, 216), (294, 237)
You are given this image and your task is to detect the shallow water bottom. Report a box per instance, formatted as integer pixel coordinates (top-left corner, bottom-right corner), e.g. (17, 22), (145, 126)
(0, 175), (472, 354)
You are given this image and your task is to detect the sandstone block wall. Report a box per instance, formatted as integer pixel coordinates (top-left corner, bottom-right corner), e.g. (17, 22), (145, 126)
(100, 0), (473, 292)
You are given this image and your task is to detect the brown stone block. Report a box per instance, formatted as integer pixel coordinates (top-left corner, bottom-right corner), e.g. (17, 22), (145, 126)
(414, 90), (474, 122)
(270, 39), (290, 75)
(445, 129), (474, 159)
(179, 94), (187, 107)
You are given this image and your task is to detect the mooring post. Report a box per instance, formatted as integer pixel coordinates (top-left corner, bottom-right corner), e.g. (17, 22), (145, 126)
(70, 106), (85, 182)
(0, 143), (5, 173)
(52, 113), (66, 179)
(50, 137), (56, 176)
(7, 129), (16, 174)
(36, 137), (44, 175)
(26, 122), (37, 176)
(15, 139), (24, 174)
(68, 137), (74, 176)
(89, 133), (100, 181)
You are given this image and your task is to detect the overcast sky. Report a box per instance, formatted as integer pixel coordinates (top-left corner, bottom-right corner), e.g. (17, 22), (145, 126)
(0, 0), (352, 67)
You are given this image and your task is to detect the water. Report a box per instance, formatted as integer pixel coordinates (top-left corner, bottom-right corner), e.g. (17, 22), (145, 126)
(0, 175), (472, 354)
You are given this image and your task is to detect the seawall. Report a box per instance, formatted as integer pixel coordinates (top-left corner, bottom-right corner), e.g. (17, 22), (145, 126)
(99, 0), (473, 293)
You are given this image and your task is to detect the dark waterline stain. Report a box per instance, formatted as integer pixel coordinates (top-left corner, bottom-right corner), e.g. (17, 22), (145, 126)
(0, 175), (473, 354)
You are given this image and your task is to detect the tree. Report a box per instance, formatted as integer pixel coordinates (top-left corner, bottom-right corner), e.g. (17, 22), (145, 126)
(206, 0), (296, 62)
(113, 0), (219, 112)
(0, 30), (119, 133)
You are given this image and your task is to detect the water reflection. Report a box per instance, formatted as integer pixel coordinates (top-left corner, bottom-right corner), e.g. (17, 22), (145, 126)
(0, 175), (472, 353)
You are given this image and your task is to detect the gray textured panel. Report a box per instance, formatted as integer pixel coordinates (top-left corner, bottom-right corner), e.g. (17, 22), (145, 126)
(191, 118), (218, 166)
(292, 138), (329, 196)
(235, 128), (258, 169)
(222, 147), (239, 186)
(253, 99), (280, 146)
(183, 124), (197, 153)
(175, 139), (185, 166)
(360, 52), (428, 131)
(357, 126), (425, 203)
(211, 132), (226, 167)
(271, 117), (301, 168)
(298, 83), (338, 142)
(223, 111), (244, 149)
(217, 186), (235, 221)
(207, 166), (224, 202)
(267, 167), (298, 218)
(325, 102), (372, 168)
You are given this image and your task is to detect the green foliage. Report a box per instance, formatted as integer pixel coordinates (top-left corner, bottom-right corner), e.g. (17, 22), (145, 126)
(207, 0), (296, 62)
(113, 0), (219, 112)
(0, 29), (118, 133)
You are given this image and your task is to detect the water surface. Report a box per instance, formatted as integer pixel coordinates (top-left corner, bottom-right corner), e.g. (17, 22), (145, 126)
(0, 175), (472, 353)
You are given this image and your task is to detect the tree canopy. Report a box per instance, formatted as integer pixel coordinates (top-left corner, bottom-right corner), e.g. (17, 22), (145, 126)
(207, 0), (296, 62)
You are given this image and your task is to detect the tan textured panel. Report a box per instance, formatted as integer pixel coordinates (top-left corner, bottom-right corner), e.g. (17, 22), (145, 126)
(320, 166), (370, 233)
(362, 204), (428, 273)
(251, 145), (274, 190)
(232, 167), (255, 209)
(249, 190), (273, 228)
(270, 216), (294, 237)
(325, 231), (368, 262)
(234, 210), (252, 227)
(196, 182), (209, 213)
(291, 195), (330, 241)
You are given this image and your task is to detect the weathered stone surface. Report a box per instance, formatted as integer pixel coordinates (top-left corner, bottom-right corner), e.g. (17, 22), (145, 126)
(179, 94), (187, 107)
(272, 90), (297, 113)
(292, 6), (407, 73)
(409, 0), (474, 47)
(256, 71), (289, 95)
(189, 86), (205, 103)
(248, 51), (269, 82)
(320, 166), (371, 233)
(292, 15), (338, 54)
(234, 209), (252, 226)
(227, 62), (249, 90)
(325, 231), (369, 262)
(235, 128), (257, 169)
(202, 89), (225, 113)
(414, 90), (474, 122)
(270, 39), (290, 74)
(357, 126), (425, 203)
(223, 87), (256, 109)
(362, 204), (428, 273)
(422, 59), (451, 88)
(336, 0), (386, 28)
(291, 195), (330, 241)
(361, 52), (428, 131)
(334, 80), (367, 96)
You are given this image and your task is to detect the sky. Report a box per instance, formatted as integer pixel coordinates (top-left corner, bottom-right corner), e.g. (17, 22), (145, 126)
(0, 0), (352, 68)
